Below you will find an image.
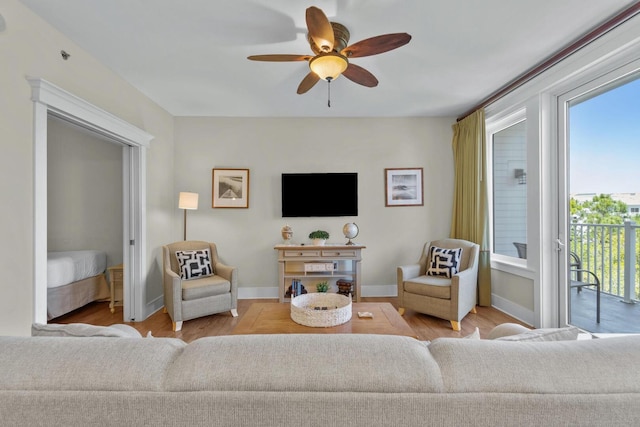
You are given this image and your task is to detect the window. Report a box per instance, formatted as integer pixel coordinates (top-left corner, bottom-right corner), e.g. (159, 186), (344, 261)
(491, 119), (527, 259)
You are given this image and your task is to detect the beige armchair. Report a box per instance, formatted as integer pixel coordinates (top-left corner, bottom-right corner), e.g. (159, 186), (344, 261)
(397, 238), (479, 331)
(162, 241), (238, 332)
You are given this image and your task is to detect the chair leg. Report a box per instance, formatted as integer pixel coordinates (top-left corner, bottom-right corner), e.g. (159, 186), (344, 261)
(596, 285), (600, 324)
(172, 321), (183, 332)
(398, 307), (405, 316)
(450, 320), (461, 331)
(230, 309), (238, 317)
(162, 307), (167, 313)
(470, 306), (477, 314)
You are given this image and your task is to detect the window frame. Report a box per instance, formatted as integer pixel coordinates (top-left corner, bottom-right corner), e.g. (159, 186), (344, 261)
(487, 108), (528, 267)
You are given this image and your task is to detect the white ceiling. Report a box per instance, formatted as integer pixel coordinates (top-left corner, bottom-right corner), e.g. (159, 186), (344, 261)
(19, 0), (637, 118)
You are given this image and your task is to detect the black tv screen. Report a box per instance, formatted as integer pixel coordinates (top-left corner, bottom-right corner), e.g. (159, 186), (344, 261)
(282, 173), (358, 217)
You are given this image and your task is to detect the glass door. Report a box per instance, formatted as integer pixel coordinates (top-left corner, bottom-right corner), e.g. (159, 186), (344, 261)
(560, 73), (640, 333)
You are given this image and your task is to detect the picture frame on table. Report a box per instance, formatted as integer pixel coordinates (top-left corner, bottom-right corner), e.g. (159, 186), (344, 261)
(212, 168), (250, 208)
(384, 167), (423, 207)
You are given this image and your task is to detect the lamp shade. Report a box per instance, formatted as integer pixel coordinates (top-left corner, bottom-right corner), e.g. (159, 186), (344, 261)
(178, 192), (199, 210)
(309, 52), (348, 81)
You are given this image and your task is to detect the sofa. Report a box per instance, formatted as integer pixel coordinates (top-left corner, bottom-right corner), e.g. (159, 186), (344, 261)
(2, 325), (640, 426)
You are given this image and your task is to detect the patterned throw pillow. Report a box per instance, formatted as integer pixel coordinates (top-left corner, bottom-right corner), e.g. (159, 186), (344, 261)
(427, 246), (462, 278)
(175, 249), (213, 280)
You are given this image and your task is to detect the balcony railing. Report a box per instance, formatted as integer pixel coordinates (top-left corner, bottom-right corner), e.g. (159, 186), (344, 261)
(569, 220), (639, 302)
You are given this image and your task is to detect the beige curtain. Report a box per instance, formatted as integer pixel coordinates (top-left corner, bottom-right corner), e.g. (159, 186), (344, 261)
(450, 109), (491, 306)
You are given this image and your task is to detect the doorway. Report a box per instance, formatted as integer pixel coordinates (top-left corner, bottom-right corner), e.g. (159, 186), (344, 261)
(559, 72), (640, 333)
(47, 116), (124, 321)
(29, 78), (152, 324)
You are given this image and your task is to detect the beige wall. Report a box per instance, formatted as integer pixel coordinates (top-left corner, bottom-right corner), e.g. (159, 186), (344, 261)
(0, 0), (175, 335)
(491, 269), (534, 325)
(174, 117), (456, 293)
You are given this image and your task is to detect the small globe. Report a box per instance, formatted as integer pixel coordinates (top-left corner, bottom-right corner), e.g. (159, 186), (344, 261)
(343, 223), (359, 244)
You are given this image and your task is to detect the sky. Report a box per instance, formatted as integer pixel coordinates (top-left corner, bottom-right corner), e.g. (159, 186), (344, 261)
(570, 76), (640, 194)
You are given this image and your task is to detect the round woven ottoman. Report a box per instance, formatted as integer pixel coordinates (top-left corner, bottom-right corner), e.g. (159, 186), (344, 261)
(290, 293), (352, 327)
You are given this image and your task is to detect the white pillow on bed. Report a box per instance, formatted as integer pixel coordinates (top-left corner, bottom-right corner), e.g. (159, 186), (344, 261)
(31, 323), (143, 338)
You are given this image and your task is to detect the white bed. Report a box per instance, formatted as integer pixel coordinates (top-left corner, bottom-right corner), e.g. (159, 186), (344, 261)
(47, 250), (110, 320)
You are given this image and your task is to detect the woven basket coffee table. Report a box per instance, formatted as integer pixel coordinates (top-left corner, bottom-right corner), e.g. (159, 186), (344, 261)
(290, 293), (352, 327)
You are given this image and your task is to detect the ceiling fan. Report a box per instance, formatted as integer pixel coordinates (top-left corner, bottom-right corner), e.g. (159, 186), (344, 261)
(247, 6), (411, 96)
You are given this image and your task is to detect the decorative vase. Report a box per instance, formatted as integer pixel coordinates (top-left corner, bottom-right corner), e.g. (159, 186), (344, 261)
(281, 225), (293, 244)
(312, 238), (326, 246)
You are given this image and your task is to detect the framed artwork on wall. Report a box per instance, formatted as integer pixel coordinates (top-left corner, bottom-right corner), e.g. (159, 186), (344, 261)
(384, 167), (424, 207)
(212, 168), (250, 208)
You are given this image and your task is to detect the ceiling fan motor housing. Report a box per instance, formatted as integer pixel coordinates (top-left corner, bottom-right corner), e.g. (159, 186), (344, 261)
(308, 22), (350, 55)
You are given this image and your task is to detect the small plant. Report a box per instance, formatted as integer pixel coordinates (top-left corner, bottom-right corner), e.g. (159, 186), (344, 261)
(316, 281), (329, 292)
(308, 230), (330, 240)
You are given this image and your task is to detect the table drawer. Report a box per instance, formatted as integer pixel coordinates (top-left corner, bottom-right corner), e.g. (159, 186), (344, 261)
(321, 250), (357, 258)
(111, 271), (123, 282)
(284, 250), (321, 257)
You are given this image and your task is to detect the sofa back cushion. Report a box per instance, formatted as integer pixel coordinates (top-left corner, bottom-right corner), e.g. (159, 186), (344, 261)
(428, 336), (640, 393)
(0, 337), (185, 391)
(165, 334), (443, 393)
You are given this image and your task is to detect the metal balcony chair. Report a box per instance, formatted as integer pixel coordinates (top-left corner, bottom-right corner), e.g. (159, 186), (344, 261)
(570, 251), (600, 323)
(513, 242), (527, 259)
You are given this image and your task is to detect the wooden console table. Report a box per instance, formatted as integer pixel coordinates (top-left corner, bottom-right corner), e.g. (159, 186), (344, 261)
(274, 244), (365, 303)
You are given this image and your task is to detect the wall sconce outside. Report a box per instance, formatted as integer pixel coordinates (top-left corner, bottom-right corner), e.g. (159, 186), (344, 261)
(514, 169), (526, 185)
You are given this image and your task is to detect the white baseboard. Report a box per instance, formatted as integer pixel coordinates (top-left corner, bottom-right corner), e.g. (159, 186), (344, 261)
(238, 287), (279, 299)
(361, 284), (397, 297)
(491, 293), (534, 326)
(143, 295), (165, 321)
(237, 284), (398, 300)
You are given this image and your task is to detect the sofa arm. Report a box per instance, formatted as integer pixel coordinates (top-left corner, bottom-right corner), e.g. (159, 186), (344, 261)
(398, 264), (421, 282)
(449, 266), (479, 320)
(454, 267), (477, 287)
(215, 262), (236, 284)
(163, 268), (183, 321)
(215, 262), (238, 309)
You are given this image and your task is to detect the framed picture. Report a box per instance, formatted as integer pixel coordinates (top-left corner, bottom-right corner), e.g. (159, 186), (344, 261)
(385, 167), (424, 207)
(212, 168), (250, 208)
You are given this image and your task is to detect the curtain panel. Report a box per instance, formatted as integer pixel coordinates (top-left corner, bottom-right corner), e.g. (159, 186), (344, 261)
(450, 109), (491, 306)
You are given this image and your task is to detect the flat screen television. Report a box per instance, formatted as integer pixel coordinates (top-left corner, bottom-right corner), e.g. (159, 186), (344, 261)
(282, 173), (358, 217)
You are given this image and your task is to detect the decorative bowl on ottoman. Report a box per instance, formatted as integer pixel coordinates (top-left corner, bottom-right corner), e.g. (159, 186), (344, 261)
(290, 293), (352, 327)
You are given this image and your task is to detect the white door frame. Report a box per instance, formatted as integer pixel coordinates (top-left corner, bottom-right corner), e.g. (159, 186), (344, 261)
(28, 78), (153, 323)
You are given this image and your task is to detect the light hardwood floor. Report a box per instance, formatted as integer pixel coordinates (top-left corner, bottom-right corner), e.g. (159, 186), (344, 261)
(53, 297), (529, 342)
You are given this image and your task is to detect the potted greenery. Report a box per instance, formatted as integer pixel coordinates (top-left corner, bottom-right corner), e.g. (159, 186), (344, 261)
(315, 281), (329, 293)
(308, 230), (330, 245)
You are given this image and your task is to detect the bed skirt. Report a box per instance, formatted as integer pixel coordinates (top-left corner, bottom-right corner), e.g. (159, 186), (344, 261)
(47, 274), (110, 320)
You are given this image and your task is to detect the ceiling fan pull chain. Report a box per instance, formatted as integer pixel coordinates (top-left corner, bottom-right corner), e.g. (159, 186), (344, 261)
(327, 78), (331, 107)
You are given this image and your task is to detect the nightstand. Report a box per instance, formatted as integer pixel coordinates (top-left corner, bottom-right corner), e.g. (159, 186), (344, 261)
(107, 264), (124, 313)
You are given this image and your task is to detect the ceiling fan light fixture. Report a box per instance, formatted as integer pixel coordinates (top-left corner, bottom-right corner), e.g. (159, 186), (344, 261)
(309, 52), (348, 81)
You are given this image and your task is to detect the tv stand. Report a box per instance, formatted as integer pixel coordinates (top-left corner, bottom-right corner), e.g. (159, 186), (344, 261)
(274, 244), (365, 303)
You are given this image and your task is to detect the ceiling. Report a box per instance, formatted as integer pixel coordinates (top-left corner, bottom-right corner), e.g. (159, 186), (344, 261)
(19, 0), (637, 118)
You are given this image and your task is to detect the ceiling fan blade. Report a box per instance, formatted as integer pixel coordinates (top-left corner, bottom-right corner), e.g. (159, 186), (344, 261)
(306, 6), (334, 52)
(342, 63), (378, 87)
(247, 54), (311, 62)
(342, 33), (411, 58)
(297, 72), (321, 94)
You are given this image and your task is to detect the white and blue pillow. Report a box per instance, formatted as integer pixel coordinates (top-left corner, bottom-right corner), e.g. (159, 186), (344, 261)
(175, 249), (213, 280)
(427, 246), (462, 278)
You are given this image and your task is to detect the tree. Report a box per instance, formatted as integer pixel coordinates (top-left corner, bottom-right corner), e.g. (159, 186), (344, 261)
(570, 194), (629, 224)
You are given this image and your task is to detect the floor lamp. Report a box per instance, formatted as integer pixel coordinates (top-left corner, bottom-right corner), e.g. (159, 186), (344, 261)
(178, 192), (199, 241)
